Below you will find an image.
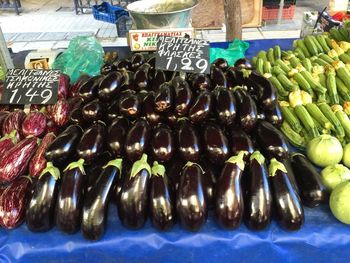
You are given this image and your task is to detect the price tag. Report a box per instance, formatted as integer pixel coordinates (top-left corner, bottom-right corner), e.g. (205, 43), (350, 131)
(155, 36), (210, 74)
(0, 69), (60, 105)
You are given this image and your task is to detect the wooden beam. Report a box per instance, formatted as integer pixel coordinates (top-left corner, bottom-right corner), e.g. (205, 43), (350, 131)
(224, 0), (242, 41)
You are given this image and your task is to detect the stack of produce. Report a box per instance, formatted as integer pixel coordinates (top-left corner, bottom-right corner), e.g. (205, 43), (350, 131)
(0, 52), (328, 241)
(251, 27), (350, 225)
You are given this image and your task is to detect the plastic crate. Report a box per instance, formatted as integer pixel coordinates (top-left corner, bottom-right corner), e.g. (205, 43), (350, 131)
(92, 2), (129, 24)
(262, 5), (295, 20)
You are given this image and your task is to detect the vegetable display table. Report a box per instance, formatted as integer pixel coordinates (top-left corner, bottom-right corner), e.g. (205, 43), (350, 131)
(1, 38), (349, 263)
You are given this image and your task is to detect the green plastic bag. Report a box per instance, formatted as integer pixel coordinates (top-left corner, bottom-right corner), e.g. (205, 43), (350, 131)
(210, 38), (249, 66)
(52, 36), (104, 83)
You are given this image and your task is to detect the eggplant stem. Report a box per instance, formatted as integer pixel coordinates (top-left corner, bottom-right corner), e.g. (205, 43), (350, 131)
(268, 158), (287, 177)
(130, 154), (151, 178)
(151, 161), (166, 177)
(225, 151), (248, 171)
(103, 158), (123, 173)
(0, 129), (17, 145)
(184, 161), (205, 174)
(20, 175), (33, 184)
(250, 151), (265, 165)
(39, 162), (60, 180)
(64, 158), (86, 175)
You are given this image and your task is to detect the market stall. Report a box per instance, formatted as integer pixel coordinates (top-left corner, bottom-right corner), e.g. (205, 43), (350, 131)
(1, 0), (350, 262)
(1, 38), (350, 262)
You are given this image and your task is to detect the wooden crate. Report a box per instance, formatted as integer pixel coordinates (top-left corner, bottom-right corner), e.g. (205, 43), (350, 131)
(192, 0), (262, 29)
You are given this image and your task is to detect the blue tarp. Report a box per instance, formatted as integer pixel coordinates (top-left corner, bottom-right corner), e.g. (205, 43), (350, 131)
(1, 38), (349, 263)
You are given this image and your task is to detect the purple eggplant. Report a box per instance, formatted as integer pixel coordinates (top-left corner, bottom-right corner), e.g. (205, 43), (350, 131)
(69, 74), (90, 98)
(26, 162), (60, 232)
(290, 153), (328, 207)
(98, 71), (123, 102)
(228, 127), (254, 161)
(45, 125), (83, 166)
(108, 117), (129, 157)
(177, 119), (201, 162)
(149, 162), (175, 231)
(0, 177), (32, 229)
(29, 133), (56, 178)
(118, 154), (151, 229)
(134, 63), (151, 90)
(120, 70), (135, 91)
(56, 159), (86, 234)
(0, 111), (9, 131)
(166, 158), (184, 193)
(213, 58), (229, 71)
(150, 123), (174, 163)
(69, 108), (86, 127)
(249, 71), (277, 110)
(202, 122), (230, 165)
(77, 122), (106, 164)
(256, 121), (289, 160)
(234, 58), (252, 69)
(269, 158), (304, 231)
(141, 91), (163, 128)
(265, 103), (283, 127)
(106, 99), (120, 122)
(177, 162), (207, 231)
(200, 160), (217, 208)
(214, 87), (236, 126)
(85, 151), (113, 193)
(119, 93), (140, 118)
(78, 75), (104, 102)
(46, 98), (70, 127)
(211, 66), (227, 88)
(152, 70), (167, 91)
(2, 110), (26, 140)
(58, 74), (70, 100)
(131, 53), (145, 71)
(0, 137), (38, 182)
(82, 99), (105, 123)
(226, 67), (240, 88)
(188, 90), (212, 124)
(0, 130), (17, 158)
(233, 88), (257, 133)
(245, 151), (272, 230)
(215, 151), (246, 229)
(125, 118), (151, 162)
(154, 82), (174, 112)
(114, 59), (131, 71)
(191, 74), (211, 91)
(82, 158), (122, 240)
(174, 80), (192, 116)
(22, 111), (47, 138)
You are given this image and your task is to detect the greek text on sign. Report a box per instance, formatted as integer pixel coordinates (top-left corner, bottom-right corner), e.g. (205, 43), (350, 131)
(129, 28), (194, 51)
(0, 69), (60, 105)
(155, 36), (210, 74)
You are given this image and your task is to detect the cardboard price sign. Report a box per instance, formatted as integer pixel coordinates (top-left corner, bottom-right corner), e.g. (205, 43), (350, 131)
(0, 69), (60, 105)
(155, 36), (210, 74)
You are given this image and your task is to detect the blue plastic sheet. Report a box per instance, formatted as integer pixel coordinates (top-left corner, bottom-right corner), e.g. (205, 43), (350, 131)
(2, 38), (350, 263)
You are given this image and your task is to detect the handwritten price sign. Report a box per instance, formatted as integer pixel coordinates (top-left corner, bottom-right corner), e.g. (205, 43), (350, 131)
(0, 69), (60, 105)
(155, 36), (210, 74)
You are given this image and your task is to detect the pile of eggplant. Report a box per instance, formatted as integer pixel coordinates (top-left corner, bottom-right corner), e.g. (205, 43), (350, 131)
(0, 53), (328, 241)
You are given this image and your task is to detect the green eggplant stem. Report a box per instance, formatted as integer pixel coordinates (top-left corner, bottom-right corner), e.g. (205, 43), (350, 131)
(151, 161), (166, 177)
(269, 158), (287, 177)
(225, 151), (248, 171)
(103, 158), (123, 173)
(64, 158), (86, 175)
(130, 154), (151, 178)
(39, 162), (60, 180)
(250, 151), (265, 165)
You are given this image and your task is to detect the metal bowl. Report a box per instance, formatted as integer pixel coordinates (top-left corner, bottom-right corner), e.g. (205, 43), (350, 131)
(127, 0), (198, 29)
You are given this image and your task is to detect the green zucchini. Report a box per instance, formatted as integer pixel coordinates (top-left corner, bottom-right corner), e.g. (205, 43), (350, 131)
(274, 45), (281, 60)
